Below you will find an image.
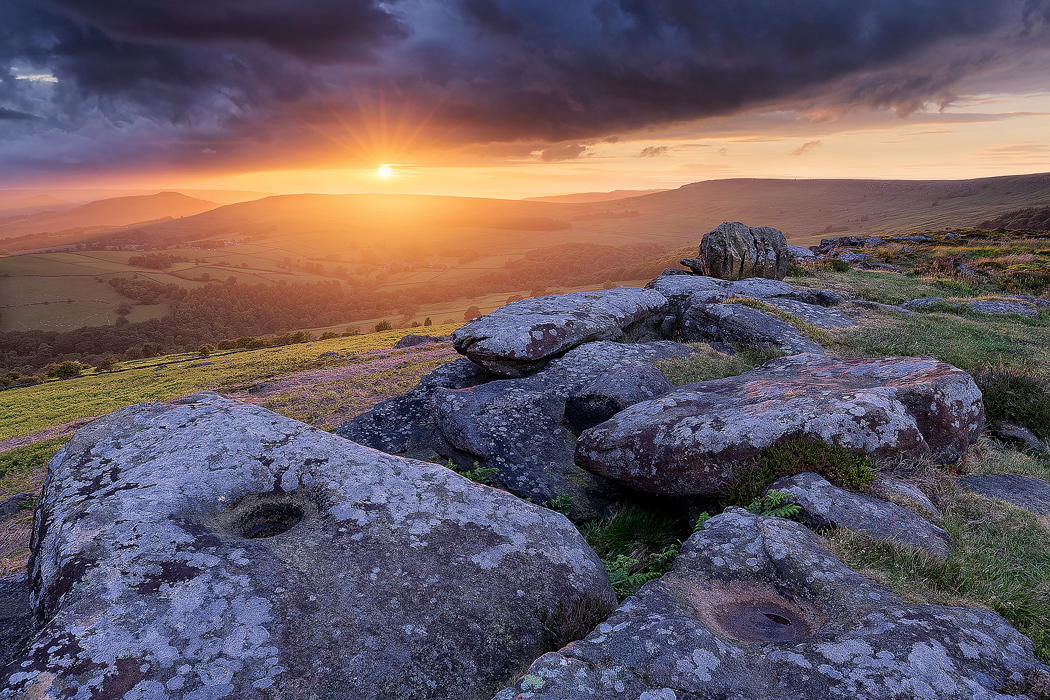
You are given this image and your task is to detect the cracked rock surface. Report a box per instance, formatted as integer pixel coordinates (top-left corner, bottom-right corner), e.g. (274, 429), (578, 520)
(693, 221), (789, 281)
(576, 354), (985, 497)
(768, 473), (953, 559)
(431, 341), (693, 520)
(493, 508), (1048, 700)
(2, 393), (615, 700)
(452, 288), (668, 377)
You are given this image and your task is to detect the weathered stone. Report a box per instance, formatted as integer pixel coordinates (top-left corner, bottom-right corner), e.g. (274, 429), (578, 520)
(452, 288), (668, 377)
(565, 365), (674, 433)
(957, 474), (1050, 516)
(335, 357), (494, 459)
(0, 573), (33, 671)
(836, 251), (872, 264)
(3, 394), (615, 700)
(902, 297), (1040, 318)
(787, 244), (816, 259)
(871, 476), (942, 520)
(763, 298), (857, 329)
(0, 492), (32, 520)
(646, 273), (847, 316)
(393, 333), (434, 348)
(844, 299), (915, 316)
(768, 472), (953, 559)
(493, 508), (1047, 700)
(990, 421), (1047, 452)
(431, 341), (693, 520)
(697, 221), (789, 281)
(681, 302), (826, 355)
(967, 300), (1039, 318)
(902, 297), (945, 310)
(576, 354), (985, 497)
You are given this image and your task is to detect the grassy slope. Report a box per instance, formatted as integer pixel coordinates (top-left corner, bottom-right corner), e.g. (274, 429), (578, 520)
(5, 173), (1050, 332)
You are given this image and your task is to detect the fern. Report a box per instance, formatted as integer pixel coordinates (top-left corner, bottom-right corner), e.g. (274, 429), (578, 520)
(746, 489), (802, 519)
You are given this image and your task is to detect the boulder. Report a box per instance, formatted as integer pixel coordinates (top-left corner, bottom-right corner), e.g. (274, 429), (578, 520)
(452, 288), (668, 377)
(0, 573), (32, 671)
(903, 297), (1040, 318)
(762, 298), (857, 329)
(768, 472), (953, 559)
(646, 273), (848, 316)
(989, 420), (1047, 452)
(3, 394), (615, 700)
(835, 251), (872, 264)
(431, 341), (693, 520)
(576, 354), (985, 497)
(0, 492), (32, 520)
(957, 474), (1050, 516)
(870, 476), (942, 520)
(393, 333), (434, 348)
(681, 302), (826, 355)
(494, 508), (1048, 700)
(695, 221), (789, 281)
(335, 357), (494, 459)
(787, 244), (815, 260)
(564, 365), (674, 433)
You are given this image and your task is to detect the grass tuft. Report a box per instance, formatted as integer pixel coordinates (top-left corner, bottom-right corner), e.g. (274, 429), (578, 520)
(580, 505), (689, 600)
(975, 362), (1050, 441)
(655, 343), (785, 386)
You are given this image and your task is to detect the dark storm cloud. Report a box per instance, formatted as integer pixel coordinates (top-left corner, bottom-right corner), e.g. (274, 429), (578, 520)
(0, 0), (1048, 177)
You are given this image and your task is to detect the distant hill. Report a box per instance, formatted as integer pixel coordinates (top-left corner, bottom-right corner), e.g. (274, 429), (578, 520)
(979, 206), (1050, 232)
(523, 189), (670, 203)
(0, 194), (71, 214)
(0, 192), (219, 242)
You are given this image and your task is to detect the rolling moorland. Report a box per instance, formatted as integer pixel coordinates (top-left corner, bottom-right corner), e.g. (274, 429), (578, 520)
(3, 173), (1050, 377)
(2, 218), (1050, 675)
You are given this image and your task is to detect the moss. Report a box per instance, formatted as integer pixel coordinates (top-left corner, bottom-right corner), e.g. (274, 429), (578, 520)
(726, 437), (876, 507)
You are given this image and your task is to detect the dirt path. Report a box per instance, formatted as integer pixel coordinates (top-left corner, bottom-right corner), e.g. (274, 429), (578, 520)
(0, 417), (99, 454)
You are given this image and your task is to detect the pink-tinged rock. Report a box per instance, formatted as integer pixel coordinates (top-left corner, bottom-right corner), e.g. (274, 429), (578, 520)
(452, 288), (668, 377)
(575, 354), (984, 497)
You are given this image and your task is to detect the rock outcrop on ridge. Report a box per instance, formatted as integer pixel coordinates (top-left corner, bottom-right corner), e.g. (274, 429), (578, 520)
(493, 508), (1048, 700)
(2, 393), (615, 700)
(576, 354), (985, 497)
(451, 287), (668, 377)
(682, 221), (789, 281)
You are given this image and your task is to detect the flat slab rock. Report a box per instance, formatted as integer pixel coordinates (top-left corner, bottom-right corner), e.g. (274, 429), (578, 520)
(452, 288), (668, 377)
(2, 394), (615, 700)
(957, 474), (1050, 516)
(902, 297), (1040, 318)
(646, 274), (848, 317)
(577, 354), (985, 497)
(494, 508), (1048, 700)
(769, 473), (952, 559)
(681, 302), (826, 355)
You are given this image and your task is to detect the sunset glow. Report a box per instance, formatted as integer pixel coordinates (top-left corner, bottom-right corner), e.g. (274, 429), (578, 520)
(0, 2), (1048, 196)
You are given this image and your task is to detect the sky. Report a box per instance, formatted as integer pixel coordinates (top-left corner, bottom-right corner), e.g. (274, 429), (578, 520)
(2, 0), (1050, 198)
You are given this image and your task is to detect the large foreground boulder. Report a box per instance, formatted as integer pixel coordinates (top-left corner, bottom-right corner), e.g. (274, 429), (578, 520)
(687, 221), (789, 281)
(494, 508), (1049, 700)
(452, 288), (668, 377)
(2, 394), (615, 700)
(577, 354), (985, 497)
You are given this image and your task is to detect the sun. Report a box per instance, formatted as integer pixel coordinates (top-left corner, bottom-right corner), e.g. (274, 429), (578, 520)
(377, 165), (394, 178)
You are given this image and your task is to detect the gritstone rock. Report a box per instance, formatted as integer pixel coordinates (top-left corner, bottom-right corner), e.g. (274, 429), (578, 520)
(430, 341), (693, 520)
(335, 357), (495, 459)
(452, 288), (668, 377)
(2, 393), (615, 700)
(681, 302), (826, 355)
(0, 574), (32, 671)
(493, 508), (1048, 700)
(576, 354), (985, 497)
(957, 474), (1050, 516)
(691, 221), (789, 281)
(768, 473), (953, 559)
